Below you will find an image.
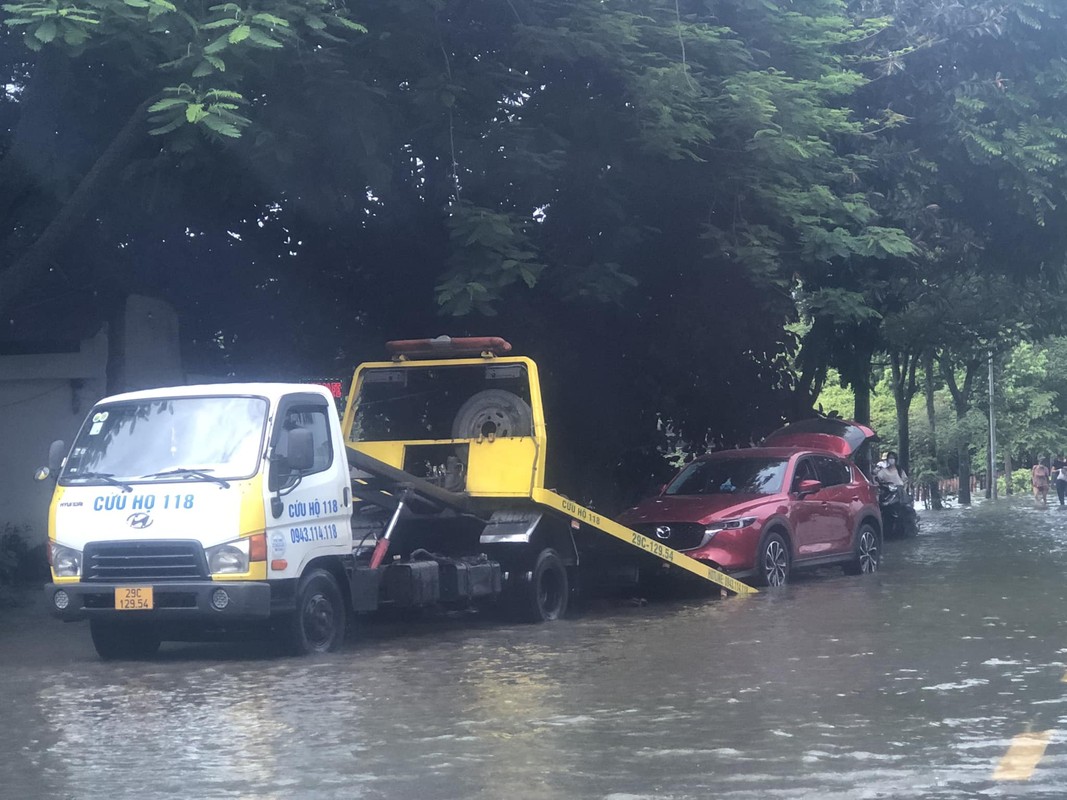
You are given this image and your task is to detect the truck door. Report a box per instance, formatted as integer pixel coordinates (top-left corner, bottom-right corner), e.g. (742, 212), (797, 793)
(266, 393), (349, 577)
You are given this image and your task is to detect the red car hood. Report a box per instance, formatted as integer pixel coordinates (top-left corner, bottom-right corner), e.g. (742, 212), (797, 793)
(619, 494), (771, 526)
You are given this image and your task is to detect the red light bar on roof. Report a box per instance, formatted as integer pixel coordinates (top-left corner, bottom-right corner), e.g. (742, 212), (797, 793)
(385, 336), (513, 359)
(315, 380), (343, 398)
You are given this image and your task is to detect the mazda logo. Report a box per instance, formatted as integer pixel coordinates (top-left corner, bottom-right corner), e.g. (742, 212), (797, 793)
(127, 512), (153, 530)
(655, 525), (671, 540)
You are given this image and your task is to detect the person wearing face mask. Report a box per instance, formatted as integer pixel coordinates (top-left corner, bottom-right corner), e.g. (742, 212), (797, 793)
(875, 451), (907, 487)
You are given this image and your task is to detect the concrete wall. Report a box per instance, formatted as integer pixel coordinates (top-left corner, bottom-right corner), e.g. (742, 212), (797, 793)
(0, 328), (109, 545)
(0, 295), (184, 546)
(111, 295), (184, 392)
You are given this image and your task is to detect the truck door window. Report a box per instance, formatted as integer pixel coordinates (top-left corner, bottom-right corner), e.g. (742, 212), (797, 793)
(270, 405), (333, 492)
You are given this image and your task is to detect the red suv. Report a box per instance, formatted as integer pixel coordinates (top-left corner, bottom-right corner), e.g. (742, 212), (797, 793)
(617, 419), (882, 587)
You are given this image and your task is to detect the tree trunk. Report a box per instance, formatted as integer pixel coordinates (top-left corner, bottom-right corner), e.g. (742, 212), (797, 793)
(1004, 453), (1013, 496)
(939, 354), (980, 507)
(924, 352), (942, 510)
(0, 98), (150, 318)
(958, 436), (972, 505)
(889, 350), (919, 473)
(850, 345), (873, 425)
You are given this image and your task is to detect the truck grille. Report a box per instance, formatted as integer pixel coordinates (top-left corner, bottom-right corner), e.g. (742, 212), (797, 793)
(83, 540), (208, 582)
(629, 522), (707, 552)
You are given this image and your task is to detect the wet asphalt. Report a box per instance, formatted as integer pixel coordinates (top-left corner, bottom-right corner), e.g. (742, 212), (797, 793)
(3, 497), (1067, 799)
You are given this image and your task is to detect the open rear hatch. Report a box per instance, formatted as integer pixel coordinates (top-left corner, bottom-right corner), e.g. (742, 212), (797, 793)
(761, 417), (877, 460)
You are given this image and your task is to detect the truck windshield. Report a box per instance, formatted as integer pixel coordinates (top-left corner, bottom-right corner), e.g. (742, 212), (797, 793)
(61, 396), (269, 484)
(666, 457), (788, 496)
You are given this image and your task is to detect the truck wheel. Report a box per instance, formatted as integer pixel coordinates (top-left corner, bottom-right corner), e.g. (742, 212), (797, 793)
(510, 548), (569, 623)
(89, 620), (162, 660)
(282, 569), (346, 655)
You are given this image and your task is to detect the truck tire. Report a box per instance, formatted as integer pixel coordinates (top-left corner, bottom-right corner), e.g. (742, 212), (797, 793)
(89, 620), (162, 660)
(281, 569), (346, 655)
(508, 548), (569, 623)
(451, 389), (534, 439)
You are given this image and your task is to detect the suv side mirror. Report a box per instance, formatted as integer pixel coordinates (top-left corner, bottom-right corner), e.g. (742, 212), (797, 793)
(796, 478), (822, 497)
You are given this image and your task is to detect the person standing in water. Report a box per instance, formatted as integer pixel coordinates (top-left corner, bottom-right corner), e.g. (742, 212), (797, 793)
(1032, 458), (1051, 507)
(1054, 456), (1067, 508)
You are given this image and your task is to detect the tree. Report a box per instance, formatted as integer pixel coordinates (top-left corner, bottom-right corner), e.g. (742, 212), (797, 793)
(0, 0), (367, 319)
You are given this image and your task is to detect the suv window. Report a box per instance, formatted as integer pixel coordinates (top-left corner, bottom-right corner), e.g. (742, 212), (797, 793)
(791, 458), (818, 491)
(814, 456), (851, 487)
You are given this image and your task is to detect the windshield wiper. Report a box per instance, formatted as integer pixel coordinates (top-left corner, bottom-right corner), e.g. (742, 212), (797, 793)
(142, 468), (230, 488)
(69, 471), (134, 492)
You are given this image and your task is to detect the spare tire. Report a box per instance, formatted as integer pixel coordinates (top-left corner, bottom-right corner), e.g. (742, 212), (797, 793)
(452, 389), (534, 439)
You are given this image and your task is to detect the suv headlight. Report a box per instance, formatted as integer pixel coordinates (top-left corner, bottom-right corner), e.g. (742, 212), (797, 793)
(49, 542), (82, 578)
(206, 538), (250, 575)
(705, 516), (757, 535)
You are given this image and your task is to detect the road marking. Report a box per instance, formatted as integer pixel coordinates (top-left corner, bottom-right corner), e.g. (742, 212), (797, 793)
(992, 730), (1052, 781)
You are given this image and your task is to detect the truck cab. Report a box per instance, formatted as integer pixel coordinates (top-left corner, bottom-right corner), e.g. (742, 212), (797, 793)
(42, 383), (354, 657)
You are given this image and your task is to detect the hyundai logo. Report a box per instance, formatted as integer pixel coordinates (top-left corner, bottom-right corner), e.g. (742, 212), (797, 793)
(655, 525), (671, 540)
(127, 512), (153, 530)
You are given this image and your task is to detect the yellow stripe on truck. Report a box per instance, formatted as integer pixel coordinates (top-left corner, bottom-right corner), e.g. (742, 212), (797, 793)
(531, 488), (758, 596)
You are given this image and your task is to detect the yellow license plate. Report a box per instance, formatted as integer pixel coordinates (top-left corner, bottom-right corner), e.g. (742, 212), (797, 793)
(114, 587), (153, 610)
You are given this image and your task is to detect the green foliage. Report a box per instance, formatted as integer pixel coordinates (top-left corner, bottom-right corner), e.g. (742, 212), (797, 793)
(0, 525), (47, 602)
(1, 0), (366, 134)
(147, 85), (249, 137)
(998, 468), (1032, 496)
(8, 0), (1067, 508)
(435, 203), (546, 316)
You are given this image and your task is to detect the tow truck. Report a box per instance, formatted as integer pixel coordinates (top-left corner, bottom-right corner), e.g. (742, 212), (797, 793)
(39, 336), (756, 659)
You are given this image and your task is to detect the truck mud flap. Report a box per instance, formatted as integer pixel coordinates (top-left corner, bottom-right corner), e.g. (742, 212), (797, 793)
(350, 566), (381, 612)
(531, 488), (757, 596)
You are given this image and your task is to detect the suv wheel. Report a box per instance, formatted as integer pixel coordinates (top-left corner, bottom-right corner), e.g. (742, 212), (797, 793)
(756, 532), (790, 587)
(845, 523), (881, 575)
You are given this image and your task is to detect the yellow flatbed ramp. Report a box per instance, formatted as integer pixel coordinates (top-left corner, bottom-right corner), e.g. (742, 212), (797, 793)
(531, 488), (758, 596)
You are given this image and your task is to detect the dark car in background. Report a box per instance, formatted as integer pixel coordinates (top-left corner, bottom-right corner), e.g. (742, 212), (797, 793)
(617, 420), (881, 587)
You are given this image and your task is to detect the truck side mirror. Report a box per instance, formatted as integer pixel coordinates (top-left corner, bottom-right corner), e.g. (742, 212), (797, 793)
(35, 440), (67, 482)
(796, 478), (822, 498)
(284, 428), (315, 472)
(48, 439), (67, 472)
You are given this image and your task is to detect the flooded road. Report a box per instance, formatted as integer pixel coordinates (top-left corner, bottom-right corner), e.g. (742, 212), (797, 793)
(4, 499), (1067, 799)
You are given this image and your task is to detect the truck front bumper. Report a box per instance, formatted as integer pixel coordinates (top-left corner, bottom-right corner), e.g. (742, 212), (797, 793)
(45, 581), (273, 622)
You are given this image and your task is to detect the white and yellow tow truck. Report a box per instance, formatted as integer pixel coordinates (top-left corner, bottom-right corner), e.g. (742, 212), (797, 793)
(39, 336), (755, 659)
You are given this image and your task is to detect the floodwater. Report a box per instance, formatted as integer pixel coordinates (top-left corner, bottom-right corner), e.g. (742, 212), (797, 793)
(4, 499), (1067, 799)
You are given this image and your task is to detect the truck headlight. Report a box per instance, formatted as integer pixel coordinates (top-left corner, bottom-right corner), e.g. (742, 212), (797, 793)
(206, 539), (250, 575)
(49, 542), (82, 578)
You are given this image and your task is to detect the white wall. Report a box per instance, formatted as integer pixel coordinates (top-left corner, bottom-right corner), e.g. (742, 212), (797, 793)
(0, 328), (109, 546)
(1, 297), (186, 545)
